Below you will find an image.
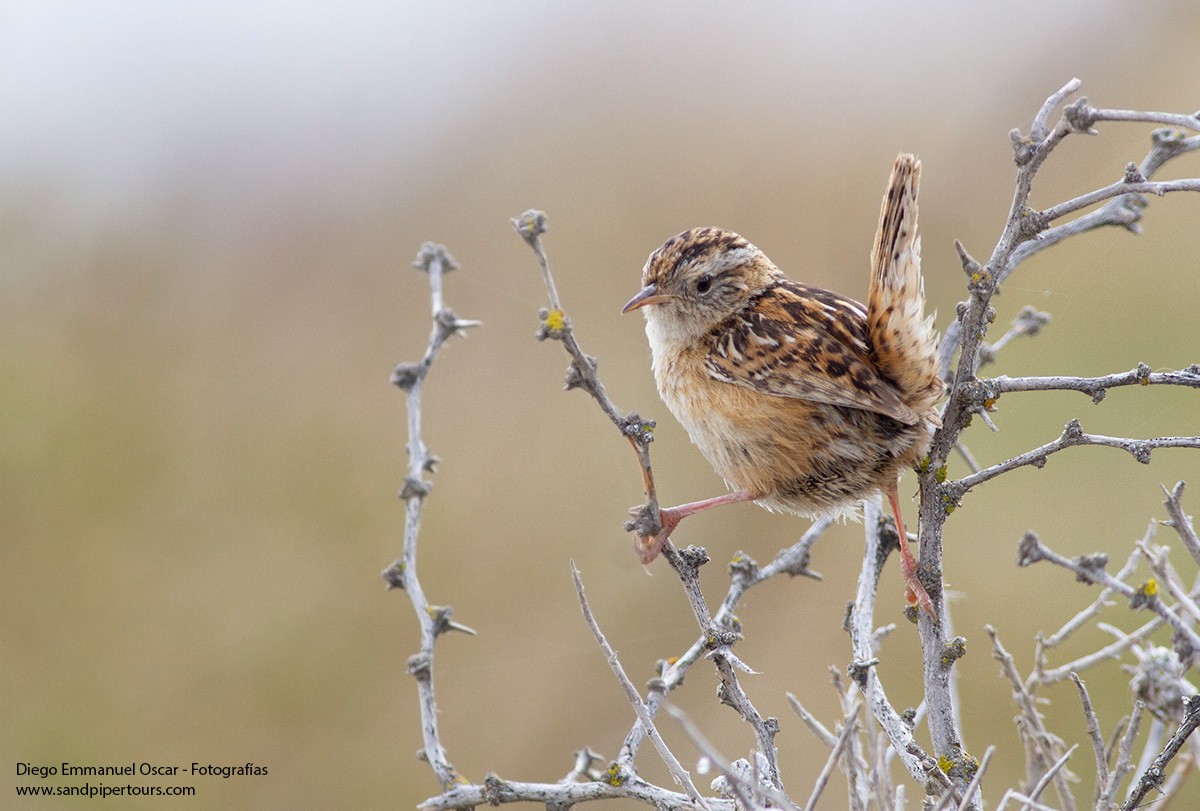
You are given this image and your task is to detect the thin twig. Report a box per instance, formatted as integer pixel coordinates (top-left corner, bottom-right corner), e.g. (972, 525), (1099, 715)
(849, 499), (953, 797)
(1156, 751), (1196, 811)
(948, 419), (1200, 497)
(513, 209), (664, 546)
(1087, 107), (1200, 132)
(787, 693), (838, 748)
(417, 776), (735, 811)
(1122, 695), (1200, 810)
(996, 790), (1060, 811)
(387, 242), (479, 790)
(955, 746), (995, 811)
(803, 702), (862, 811)
(665, 706), (795, 811)
(658, 542), (786, 794)
(1036, 545), (1143, 652)
(987, 625), (1078, 811)
(1162, 482), (1200, 569)
(1016, 532), (1200, 655)
(983, 364), (1200, 406)
(1100, 702), (1145, 811)
(1001, 133), (1200, 281)
(1040, 178), (1200, 224)
(1029, 78), (1083, 141)
(1022, 745), (1078, 811)
(570, 563), (710, 808)
(619, 522), (831, 771)
(1137, 539), (1200, 624)
(1037, 617), (1163, 685)
(1068, 673), (1109, 809)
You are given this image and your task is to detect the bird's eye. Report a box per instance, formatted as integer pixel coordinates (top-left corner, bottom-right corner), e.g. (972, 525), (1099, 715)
(696, 274), (713, 295)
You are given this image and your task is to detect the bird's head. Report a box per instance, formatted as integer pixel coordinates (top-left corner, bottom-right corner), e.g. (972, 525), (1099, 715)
(622, 227), (780, 341)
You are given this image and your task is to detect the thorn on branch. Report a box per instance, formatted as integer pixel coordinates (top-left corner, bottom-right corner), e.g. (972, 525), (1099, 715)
(408, 652), (432, 678)
(413, 242), (460, 274)
(1016, 206), (1050, 242)
(624, 503), (661, 538)
(1150, 127), (1192, 157)
(1016, 531), (1048, 566)
(381, 560), (406, 590)
(436, 308), (480, 338)
(511, 209), (548, 247)
(1063, 97), (1099, 134)
(1011, 128), (1037, 166)
(564, 355), (599, 391)
(1031, 78), (1082, 142)
(727, 551), (759, 584)
(392, 362), (421, 391)
(428, 605), (477, 637)
(621, 413), (656, 444)
(400, 476), (433, 501)
(1013, 305), (1051, 338)
(779, 544), (820, 580)
(847, 657), (878, 688)
(954, 240), (982, 277)
(482, 773), (517, 805)
(941, 636), (968, 669)
(561, 747), (606, 784)
(1076, 552), (1110, 583)
(678, 544), (711, 571)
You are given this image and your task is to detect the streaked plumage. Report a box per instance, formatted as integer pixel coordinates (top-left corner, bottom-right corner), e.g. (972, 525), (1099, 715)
(623, 154), (943, 614)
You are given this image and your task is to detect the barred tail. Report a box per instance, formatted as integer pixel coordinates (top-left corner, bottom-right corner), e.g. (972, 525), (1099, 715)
(867, 154), (943, 418)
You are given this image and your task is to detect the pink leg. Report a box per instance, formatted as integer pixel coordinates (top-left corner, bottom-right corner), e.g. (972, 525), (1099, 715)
(885, 483), (935, 617)
(637, 490), (757, 564)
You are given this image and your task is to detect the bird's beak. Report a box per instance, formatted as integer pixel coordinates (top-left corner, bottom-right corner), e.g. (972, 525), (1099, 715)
(621, 283), (670, 313)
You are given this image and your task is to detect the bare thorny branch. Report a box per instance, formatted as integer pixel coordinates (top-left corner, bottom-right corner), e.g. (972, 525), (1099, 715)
(384, 243), (480, 790)
(913, 79), (1199, 801)
(402, 81), (1200, 810)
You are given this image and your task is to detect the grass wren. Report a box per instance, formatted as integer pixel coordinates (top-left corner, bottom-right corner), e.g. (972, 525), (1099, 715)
(623, 154), (944, 615)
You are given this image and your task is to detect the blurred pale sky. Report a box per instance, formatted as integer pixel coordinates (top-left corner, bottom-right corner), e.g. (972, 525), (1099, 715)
(0, 1), (1139, 222)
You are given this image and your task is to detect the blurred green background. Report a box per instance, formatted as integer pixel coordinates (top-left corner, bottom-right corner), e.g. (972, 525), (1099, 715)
(2, 2), (1198, 808)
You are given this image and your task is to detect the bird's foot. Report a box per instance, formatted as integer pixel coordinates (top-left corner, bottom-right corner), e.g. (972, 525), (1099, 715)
(900, 547), (936, 618)
(626, 504), (682, 564)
